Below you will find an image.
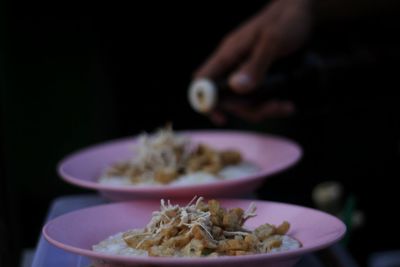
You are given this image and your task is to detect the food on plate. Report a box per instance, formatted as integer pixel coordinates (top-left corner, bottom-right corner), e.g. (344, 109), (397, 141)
(93, 197), (301, 257)
(99, 126), (259, 186)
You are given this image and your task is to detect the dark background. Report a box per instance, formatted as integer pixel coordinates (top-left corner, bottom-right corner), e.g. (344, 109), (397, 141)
(1, 1), (400, 266)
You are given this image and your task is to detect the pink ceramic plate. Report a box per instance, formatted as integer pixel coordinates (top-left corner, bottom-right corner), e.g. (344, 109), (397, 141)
(58, 131), (302, 200)
(43, 199), (346, 267)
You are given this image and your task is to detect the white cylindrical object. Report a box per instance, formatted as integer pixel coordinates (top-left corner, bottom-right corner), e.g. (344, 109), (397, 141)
(188, 78), (217, 114)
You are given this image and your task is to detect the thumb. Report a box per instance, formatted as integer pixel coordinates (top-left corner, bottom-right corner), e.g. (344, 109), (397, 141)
(228, 34), (277, 93)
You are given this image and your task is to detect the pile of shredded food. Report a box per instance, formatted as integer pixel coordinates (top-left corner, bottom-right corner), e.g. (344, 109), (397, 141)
(93, 197), (301, 257)
(99, 126), (258, 186)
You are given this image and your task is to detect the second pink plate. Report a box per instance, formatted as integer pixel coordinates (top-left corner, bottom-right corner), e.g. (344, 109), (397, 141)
(58, 131), (302, 201)
(43, 199), (345, 267)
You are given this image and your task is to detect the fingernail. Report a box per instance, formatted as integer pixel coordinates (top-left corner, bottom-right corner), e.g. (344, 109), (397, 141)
(229, 73), (252, 92)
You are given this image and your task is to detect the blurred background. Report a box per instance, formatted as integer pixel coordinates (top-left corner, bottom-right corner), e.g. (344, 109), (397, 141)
(1, 0), (400, 266)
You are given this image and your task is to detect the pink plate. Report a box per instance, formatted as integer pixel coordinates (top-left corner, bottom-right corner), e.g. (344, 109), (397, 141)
(43, 199), (346, 267)
(58, 131), (302, 201)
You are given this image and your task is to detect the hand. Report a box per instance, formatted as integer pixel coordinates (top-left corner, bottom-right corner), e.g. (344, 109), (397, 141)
(194, 0), (313, 124)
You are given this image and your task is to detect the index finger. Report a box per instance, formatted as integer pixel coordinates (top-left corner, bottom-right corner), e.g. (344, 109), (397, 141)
(194, 34), (254, 79)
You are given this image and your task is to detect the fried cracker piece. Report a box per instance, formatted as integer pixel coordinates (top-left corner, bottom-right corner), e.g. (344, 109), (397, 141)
(149, 245), (176, 256)
(192, 225), (218, 249)
(259, 235), (283, 252)
(253, 223), (276, 241)
(217, 239), (250, 254)
(161, 230), (193, 249)
(223, 208), (244, 230)
(220, 150), (242, 165)
(181, 239), (204, 256)
(154, 168), (178, 184)
(276, 221), (290, 235)
(122, 230), (145, 248)
(187, 144), (222, 174)
(208, 199), (225, 226)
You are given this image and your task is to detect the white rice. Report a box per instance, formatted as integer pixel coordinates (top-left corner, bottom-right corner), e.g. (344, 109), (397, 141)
(99, 162), (259, 187)
(93, 231), (301, 257)
(92, 232), (148, 256)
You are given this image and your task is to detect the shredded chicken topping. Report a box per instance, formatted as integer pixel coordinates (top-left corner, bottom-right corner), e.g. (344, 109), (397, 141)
(121, 197), (298, 257)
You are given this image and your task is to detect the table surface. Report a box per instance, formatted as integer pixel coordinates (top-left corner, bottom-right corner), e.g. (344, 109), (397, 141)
(31, 194), (358, 267)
